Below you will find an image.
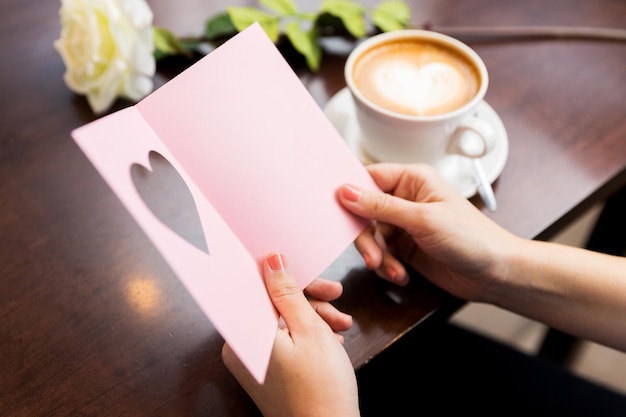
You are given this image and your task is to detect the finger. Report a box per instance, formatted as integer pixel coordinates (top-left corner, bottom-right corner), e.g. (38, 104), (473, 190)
(367, 163), (453, 196)
(353, 223), (406, 282)
(222, 343), (256, 388)
(304, 277), (343, 302)
(338, 184), (424, 235)
(264, 252), (321, 335)
(353, 223), (383, 269)
(366, 163), (421, 192)
(221, 343), (237, 369)
(376, 227), (411, 285)
(309, 300), (353, 332)
(374, 253), (409, 286)
(354, 232), (408, 285)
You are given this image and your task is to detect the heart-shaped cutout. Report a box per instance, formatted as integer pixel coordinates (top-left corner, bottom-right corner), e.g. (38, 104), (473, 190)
(131, 151), (209, 254)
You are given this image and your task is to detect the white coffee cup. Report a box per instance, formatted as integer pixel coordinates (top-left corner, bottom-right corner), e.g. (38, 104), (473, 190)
(344, 29), (495, 166)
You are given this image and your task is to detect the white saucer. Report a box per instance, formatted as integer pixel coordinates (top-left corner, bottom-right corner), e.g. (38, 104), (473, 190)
(323, 87), (509, 199)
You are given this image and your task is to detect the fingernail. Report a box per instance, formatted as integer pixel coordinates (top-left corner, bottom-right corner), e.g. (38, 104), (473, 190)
(268, 252), (287, 271)
(342, 184), (361, 202)
(363, 254), (371, 268)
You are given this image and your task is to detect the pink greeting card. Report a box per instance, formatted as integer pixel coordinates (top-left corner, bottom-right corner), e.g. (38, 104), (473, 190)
(72, 23), (377, 383)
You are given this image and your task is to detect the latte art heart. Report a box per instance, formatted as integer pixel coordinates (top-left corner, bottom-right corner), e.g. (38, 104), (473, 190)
(373, 61), (468, 116)
(352, 40), (480, 116)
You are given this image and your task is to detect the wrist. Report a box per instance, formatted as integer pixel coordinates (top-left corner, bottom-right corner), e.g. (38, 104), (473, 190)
(486, 237), (570, 317)
(479, 233), (531, 306)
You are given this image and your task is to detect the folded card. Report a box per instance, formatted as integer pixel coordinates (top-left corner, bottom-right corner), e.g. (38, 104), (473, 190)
(72, 22), (377, 383)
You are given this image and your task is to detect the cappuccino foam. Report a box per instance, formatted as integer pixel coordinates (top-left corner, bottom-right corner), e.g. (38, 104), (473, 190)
(353, 40), (480, 116)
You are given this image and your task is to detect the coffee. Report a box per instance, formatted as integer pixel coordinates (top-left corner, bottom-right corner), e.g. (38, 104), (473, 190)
(344, 30), (491, 165)
(351, 39), (480, 117)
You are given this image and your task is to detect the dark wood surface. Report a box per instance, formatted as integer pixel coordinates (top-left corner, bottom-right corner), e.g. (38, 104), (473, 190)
(1, 0), (625, 416)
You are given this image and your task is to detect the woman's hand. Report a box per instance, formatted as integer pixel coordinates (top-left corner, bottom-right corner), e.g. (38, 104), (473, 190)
(338, 163), (519, 302)
(222, 252), (360, 417)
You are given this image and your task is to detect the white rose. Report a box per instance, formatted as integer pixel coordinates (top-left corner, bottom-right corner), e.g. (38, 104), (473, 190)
(54, 0), (156, 114)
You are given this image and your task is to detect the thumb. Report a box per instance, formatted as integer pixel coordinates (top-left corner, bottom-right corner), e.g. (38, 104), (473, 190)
(338, 184), (421, 232)
(264, 252), (318, 335)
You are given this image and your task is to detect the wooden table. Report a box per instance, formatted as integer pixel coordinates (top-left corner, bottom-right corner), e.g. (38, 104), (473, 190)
(1, 0), (625, 415)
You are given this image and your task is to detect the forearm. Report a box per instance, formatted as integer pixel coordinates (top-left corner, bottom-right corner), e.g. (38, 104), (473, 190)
(490, 238), (626, 352)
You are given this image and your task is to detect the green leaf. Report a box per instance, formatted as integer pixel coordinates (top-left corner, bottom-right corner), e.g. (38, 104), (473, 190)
(321, 0), (367, 38)
(204, 12), (238, 40)
(260, 0), (298, 15)
(314, 12), (347, 34)
(227, 6), (281, 42)
(372, 0), (411, 32)
(285, 21), (322, 71)
(152, 26), (192, 59)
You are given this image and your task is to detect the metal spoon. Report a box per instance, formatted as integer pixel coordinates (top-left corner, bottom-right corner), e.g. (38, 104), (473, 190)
(448, 129), (497, 211)
(471, 157), (497, 211)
